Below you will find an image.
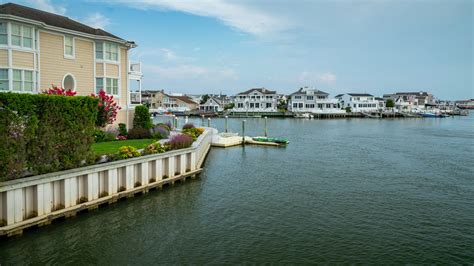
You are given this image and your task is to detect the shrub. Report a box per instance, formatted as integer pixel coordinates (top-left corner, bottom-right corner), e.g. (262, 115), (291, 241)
(156, 123), (171, 131)
(91, 90), (121, 127)
(345, 107), (352, 113)
(182, 123), (195, 130)
(42, 85), (77, 96)
(133, 105), (152, 129)
(182, 127), (203, 141)
(103, 132), (116, 142)
(151, 124), (169, 139)
(93, 129), (106, 143)
(144, 142), (166, 155)
(118, 123), (127, 136)
(117, 146), (141, 159)
(168, 134), (193, 150)
(127, 127), (151, 139)
(0, 93), (98, 180)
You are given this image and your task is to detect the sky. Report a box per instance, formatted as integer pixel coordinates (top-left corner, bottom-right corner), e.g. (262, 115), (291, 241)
(6, 0), (474, 99)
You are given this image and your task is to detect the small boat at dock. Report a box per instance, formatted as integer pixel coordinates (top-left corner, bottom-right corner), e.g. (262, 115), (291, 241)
(252, 136), (290, 144)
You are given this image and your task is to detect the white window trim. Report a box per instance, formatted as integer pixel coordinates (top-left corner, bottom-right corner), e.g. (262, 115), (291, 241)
(99, 76), (121, 97)
(7, 68), (36, 93)
(96, 41), (119, 63)
(63, 35), (75, 59)
(0, 21), (35, 51)
(62, 73), (76, 91)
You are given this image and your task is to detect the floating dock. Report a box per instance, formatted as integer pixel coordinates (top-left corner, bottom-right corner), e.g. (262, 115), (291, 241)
(211, 134), (282, 147)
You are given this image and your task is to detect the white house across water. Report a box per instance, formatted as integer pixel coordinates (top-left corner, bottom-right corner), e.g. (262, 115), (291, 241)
(232, 88), (281, 112)
(288, 87), (344, 114)
(335, 93), (380, 112)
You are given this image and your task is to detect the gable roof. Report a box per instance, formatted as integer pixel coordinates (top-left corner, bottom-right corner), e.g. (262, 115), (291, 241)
(335, 94), (344, 98)
(347, 93), (374, 97)
(237, 88), (277, 95)
(0, 3), (128, 42)
(170, 95), (197, 105)
(289, 87), (329, 96)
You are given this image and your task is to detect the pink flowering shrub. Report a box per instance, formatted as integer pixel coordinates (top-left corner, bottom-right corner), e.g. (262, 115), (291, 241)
(91, 90), (121, 127)
(42, 85), (77, 96)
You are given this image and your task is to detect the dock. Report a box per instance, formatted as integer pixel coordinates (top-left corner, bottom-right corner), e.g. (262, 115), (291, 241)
(211, 134), (282, 147)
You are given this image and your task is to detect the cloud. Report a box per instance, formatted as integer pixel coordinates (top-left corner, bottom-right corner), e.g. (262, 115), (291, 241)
(83, 12), (111, 29)
(105, 0), (290, 36)
(299, 71), (337, 85)
(316, 72), (337, 84)
(24, 0), (66, 15)
(145, 63), (237, 81)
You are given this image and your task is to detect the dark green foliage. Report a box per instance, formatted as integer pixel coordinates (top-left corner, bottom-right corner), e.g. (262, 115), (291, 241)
(0, 92), (98, 180)
(345, 107), (352, 113)
(127, 127), (151, 139)
(118, 123), (127, 136)
(200, 94), (210, 104)
(224, 102), (234, 110)
(386, 99), (395, 108)
(133, 105), (152, 129)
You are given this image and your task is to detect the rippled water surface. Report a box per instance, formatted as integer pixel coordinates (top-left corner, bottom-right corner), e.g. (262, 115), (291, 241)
(1, 114), (473, 264)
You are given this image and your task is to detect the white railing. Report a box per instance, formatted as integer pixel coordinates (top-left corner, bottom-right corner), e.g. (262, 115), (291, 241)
(0, 128), (213, 236)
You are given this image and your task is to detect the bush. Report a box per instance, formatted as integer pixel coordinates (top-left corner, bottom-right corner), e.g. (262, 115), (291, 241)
(127, 127), (151, 139)
(345, 107), (352, 113)
(144, 142), (166, 155)
(151, 124), (170, 140)
(182, 123), (195, 130)
(93, 129), (106, 143)
(118, 123), (127, 136)
(133, 105), (152, 129)
(168, 134), (193, 150)
(103, 132), (116, 142)
(117, 146), (141, 159)
(91, 90), (121, 127)
(0, 93), (98, 180)
(182, 127), (202, 141)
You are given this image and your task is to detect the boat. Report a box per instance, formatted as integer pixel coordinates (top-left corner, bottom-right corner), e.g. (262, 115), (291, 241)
(294, 113), (313, 119)
(252, 136), (290, 144)
(421, 112), (446, 118)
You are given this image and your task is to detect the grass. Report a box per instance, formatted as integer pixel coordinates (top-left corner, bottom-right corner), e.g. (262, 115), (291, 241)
(91, 139), (155, 155)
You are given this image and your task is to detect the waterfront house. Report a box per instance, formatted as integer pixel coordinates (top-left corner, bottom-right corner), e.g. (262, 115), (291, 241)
(0, 3), (141, 126)
(232, 87), (281, 112)
(384, 91), (436, 112)
(335, 93), (379, 112)
(287, 87), (343, 114)
(199, 95), (230, 113)
(163, 94), (198, 112)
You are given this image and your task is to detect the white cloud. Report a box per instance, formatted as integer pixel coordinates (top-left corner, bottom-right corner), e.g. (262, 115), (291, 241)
(144, 63), (237, 81)
(25, 0), (66, 15)
(316, 72), (337, 84)
(107, 0), (290, 36)
(84, 12), (111, 29)
(299, 71), (337, 85)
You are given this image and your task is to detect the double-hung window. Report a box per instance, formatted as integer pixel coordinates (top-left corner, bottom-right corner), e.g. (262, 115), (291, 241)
(0, 22), (7, 45)
(95, 77), (104, 93)
(64, 36), (74, 58)
(11, 24), (33, 48)
(11, 69), (34, 92)
(95, 42), (104, 59)
(0, 69), (8, 90)
(105, 43), (118, 61)
(106, 78), (118, 95)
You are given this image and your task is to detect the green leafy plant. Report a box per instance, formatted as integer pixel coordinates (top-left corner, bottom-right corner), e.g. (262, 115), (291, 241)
(0, 93), (98, 181)
(128, 127), (151, 139)
(133, 105), (152, 129)
(117, 146), (141, 159)
(345, 107), (352, 113)
(386, 99), (395, 108)
(118, 123), (128, 136)
(144, 142), (166, 155)
(182, 127), (202, 141)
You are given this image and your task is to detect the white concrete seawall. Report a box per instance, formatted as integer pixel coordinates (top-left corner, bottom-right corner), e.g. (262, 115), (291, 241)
(0, 128), (214, 236)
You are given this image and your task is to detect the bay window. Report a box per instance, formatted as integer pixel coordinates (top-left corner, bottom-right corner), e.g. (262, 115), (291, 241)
(10, 23), (33, 48)
(95, 77), (104, 93)
(0, 22), (7, 45)
(95, 42), (103, 59)
(0, 69), (8, 90)
(106, 78), (118, 95)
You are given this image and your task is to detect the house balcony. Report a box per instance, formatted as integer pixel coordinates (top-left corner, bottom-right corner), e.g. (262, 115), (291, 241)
(128, 61), (143, 106)
(129, 62), (143, 80)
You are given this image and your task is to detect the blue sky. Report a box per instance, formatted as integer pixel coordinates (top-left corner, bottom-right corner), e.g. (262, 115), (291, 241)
(8, 0), (474, 99)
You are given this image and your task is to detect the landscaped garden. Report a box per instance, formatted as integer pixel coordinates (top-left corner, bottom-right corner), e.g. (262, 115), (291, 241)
(0, 86), (205, 181)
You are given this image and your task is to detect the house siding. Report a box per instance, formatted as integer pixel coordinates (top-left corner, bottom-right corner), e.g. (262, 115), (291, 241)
(12, 50), (34, 69)
(105, 63), (119, 77)
(39, 31), (94, 95)
(119, 47), (127, 107)
(96, 63), (104, 76)
(0, 50), (9, 66)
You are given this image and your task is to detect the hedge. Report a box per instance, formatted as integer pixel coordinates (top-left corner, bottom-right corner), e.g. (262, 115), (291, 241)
(0, 92), (98, 181)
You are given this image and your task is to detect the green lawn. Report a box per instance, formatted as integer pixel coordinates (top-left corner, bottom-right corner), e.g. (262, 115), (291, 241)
(91, 139), (155, 155)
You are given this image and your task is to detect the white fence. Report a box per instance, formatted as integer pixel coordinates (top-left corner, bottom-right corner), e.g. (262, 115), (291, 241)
(0, 128), (213, 236)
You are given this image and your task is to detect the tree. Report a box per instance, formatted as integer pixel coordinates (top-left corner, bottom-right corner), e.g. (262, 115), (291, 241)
(133, 105), (152, 129)
(345, 106), (352, 113)
(386, 99), (395, 108)
(200, 94), (210, 104)
(277, 98), (287, 111)
(224, 102), (235, 110)
(91, 90), (121, 127)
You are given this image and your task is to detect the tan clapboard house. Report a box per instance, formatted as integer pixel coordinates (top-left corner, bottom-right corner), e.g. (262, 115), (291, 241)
(0, 3), (143, 126)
